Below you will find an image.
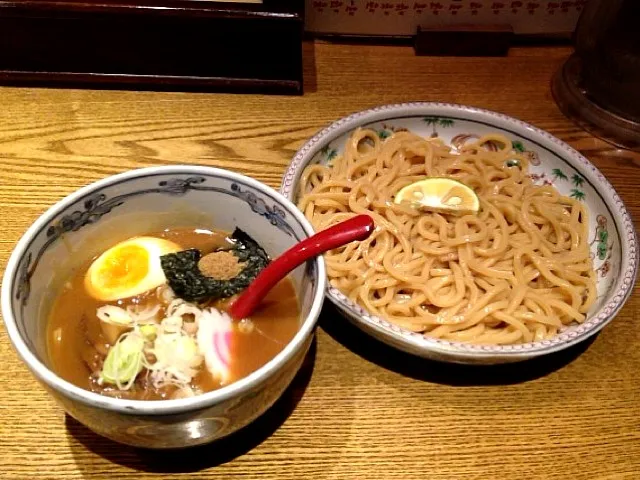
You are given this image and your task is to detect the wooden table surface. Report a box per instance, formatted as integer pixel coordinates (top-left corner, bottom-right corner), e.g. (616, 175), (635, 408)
(1, 42), (640, 480)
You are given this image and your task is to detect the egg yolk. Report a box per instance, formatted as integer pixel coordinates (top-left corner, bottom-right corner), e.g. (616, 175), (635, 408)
(96, 244), (149, 291)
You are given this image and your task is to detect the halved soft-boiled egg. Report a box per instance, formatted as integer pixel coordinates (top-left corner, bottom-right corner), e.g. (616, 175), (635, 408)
(85, 237), (182, 301)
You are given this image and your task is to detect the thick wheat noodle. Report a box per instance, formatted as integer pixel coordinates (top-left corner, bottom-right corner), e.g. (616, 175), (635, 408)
(298, 128), (597, 345)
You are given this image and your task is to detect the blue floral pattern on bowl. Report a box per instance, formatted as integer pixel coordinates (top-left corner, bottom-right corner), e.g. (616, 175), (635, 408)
(16, 176), (296, 310)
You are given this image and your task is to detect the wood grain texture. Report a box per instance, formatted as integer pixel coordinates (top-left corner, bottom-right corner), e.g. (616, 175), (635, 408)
(1, 42), (640, 480)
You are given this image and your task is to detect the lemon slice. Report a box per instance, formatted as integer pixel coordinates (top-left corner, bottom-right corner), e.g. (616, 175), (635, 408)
(394, 178), (479, 215)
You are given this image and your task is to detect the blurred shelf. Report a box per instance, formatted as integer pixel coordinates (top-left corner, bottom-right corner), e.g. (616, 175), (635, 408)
(0, 0), (304, 94)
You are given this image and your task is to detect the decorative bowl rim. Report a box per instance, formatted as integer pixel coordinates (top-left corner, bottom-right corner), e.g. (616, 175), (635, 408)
(280, 101), (638, 359)
(1, 165), (327, 414)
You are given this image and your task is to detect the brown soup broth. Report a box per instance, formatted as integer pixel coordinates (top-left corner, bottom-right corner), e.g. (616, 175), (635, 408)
(47, 227), (300, 400)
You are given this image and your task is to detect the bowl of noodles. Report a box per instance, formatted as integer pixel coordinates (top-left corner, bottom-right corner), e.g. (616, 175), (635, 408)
(281, 102), (638, 364)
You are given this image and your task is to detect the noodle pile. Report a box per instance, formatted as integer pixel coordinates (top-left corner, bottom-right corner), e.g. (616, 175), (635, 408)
(298, 128), (597, 345)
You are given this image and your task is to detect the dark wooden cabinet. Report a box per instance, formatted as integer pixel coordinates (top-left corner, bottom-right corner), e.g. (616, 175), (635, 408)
(0, 0), (304, 93)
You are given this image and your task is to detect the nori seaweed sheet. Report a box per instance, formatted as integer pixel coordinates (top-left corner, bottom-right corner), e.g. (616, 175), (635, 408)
(160, 228), (270, 302)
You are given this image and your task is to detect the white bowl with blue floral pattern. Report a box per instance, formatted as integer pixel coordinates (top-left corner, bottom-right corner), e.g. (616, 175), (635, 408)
(1, 165), (326, 448)
(281, 102), (638, 364)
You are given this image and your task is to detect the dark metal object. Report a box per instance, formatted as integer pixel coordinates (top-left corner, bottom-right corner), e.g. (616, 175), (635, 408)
(552, 0), (640, 150)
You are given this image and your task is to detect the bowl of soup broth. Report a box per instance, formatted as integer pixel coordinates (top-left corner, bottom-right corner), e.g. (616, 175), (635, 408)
(1, 165), (326, 448)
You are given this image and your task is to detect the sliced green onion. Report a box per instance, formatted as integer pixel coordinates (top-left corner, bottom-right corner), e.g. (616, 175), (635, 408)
(174, 336), (198, 361)
(139, 324), (157, 339)
(147, 332), (202, 389)
(99, 333), (145, 390)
